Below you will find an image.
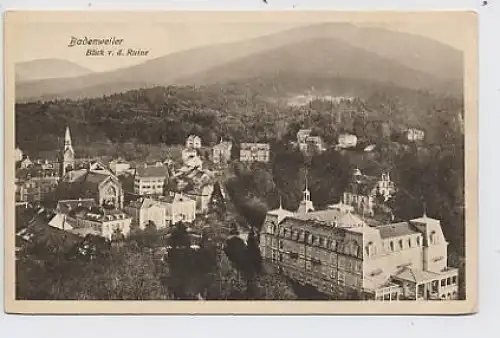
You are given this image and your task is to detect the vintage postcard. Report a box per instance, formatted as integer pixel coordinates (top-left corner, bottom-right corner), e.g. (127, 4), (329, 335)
(4, 11), (478, 314)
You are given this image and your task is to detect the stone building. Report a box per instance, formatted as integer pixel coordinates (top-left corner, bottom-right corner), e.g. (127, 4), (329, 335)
(124, 197), (167, 229)
(50, 199), (132, 240)
(239, 143), (270, 163)
(58, 162), (125, 209)
(157, 192), (197, 224)
(133, 163), (169, 196)
(259, 186), (459, 301)
(212, 139), (233, 166)
(296, 129), (324, 154)
(342, 169), (396, 217)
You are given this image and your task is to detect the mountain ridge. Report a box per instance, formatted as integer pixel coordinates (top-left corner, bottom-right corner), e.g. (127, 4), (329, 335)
(15, 23), (463, 102)
(16, 58), (93, 82)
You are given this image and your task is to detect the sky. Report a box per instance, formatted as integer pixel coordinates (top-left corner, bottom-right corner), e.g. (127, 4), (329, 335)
(9, 11), (472, 72)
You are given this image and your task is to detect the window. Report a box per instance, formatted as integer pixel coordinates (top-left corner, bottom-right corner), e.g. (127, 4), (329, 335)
(390, 241), (394, 251)
(446, 277), (451, 286)
(430, 231), (437, 244)
(408, 238), (412, 248)
(452, 276), (457, 285)
(299, 231), (305, 242)
(399, 239), (403, 249)
(416, 236), (421, 246)
(431, 280), (439, 293)
(319, 237), (325, 247)
(279, 241), (283, 249)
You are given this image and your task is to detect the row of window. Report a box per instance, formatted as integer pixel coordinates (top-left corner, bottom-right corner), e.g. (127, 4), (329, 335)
(441, 276), (458, 287)
(273, 228), (339, 250)
(365, 236), (423, 257)
(269, 249), (362, 273)
(280, 265), (363, 291)
(135, 179), (165, 184)
(137, 185), (164, 190)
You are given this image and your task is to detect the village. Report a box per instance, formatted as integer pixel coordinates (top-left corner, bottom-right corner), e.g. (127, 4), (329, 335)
(14, 124), (459, 301)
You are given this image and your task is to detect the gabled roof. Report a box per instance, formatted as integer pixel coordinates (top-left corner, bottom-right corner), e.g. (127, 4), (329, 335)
(49, 213), (74, 231)
(127, 197), (162, 209)
(267, 206), (295, 224)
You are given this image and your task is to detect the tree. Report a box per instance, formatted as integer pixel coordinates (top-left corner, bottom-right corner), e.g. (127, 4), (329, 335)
(17, 245), (171, 300)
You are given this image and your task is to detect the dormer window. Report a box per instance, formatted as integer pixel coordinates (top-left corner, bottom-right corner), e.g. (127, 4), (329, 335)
(430, 230), (437, 245)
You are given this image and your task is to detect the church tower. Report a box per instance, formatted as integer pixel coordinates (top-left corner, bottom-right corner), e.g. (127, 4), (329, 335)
(61, 126), (75, 176)
(296, 170), (315, 214)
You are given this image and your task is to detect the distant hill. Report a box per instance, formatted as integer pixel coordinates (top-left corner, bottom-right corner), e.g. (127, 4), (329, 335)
(15, 23), (463, 102)
(177, 37), (460, 97)
(16, 59), (93, 83)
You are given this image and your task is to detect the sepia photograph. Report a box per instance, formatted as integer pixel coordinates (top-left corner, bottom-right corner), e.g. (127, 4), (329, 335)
(4, 11), (478, 314)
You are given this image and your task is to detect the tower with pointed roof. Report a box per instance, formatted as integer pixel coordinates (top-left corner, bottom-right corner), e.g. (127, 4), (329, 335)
(61, 126), (75, 176)
(296, 170), (315, 214)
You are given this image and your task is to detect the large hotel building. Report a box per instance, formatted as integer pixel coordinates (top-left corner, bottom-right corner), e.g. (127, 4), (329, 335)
(259, 179), (460, 301)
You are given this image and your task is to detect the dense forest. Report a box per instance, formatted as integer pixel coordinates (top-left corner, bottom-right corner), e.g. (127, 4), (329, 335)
(16, 82), (466, 298)
(15, 80), (463, 157)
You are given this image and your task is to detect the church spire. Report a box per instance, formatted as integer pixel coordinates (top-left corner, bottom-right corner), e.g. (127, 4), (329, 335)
(61, 126), (75, 176)
(64, 126), (73, 151)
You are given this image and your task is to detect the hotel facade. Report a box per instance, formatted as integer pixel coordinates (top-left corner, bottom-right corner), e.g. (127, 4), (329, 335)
(259, 187), (459, 301)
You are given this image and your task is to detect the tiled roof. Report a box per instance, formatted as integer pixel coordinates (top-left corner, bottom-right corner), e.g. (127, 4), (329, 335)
(127, 197), (161, 209)
(292, 209), (342, 223)
(57, 199), (97, 214)
(17, 215), (82, 249)
(135, 166), (169, 178)
(240, 143), (270, 150)
(158, 193), (195, 204)
(377, 222), (419, 239)
(84, 171), (111, 185)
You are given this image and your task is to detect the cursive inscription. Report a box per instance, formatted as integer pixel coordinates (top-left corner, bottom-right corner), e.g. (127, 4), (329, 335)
(68, 36), (150, 57)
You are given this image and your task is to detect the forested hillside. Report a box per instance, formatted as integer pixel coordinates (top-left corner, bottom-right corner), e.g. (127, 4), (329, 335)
(15, 81), (463, 157)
